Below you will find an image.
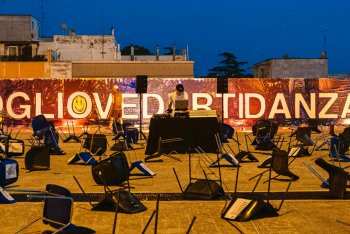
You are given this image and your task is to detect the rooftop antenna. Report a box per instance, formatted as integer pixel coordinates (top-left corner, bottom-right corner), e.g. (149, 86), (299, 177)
(39, 0), (46, 37)
(318, 29), (332, 54)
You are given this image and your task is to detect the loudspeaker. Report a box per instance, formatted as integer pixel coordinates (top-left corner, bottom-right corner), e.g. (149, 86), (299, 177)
(217, 77), (228, 93)
(25, 146), (50, 171)
(136, 75), (148, 93)
(91, 152), (130, 185)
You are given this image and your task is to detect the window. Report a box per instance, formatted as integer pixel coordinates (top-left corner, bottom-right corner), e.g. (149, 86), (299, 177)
(8, 46), (18, 56)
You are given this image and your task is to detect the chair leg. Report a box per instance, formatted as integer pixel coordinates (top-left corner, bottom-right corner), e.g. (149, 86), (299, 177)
(15, 216), (42, 234)
(53, 222), (72, 234)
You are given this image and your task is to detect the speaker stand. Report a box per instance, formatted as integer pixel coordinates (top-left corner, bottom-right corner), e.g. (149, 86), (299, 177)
(138, 93), (148, 141)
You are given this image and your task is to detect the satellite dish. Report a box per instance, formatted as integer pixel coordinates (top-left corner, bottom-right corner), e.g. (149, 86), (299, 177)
(60, 23), (67, 32)
(69, 28), (76, 36)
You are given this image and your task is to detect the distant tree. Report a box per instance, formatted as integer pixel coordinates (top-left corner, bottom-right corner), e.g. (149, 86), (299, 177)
(163, 46), (181, 55)
(206, 52), (249, 78)
(121, 45), (153, 55)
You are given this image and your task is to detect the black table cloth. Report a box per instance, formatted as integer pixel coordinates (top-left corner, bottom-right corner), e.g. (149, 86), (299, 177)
(145, 116), (221, 155)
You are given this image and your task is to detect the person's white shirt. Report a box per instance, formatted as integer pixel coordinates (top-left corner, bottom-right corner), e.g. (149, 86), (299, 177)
(168, 91), (189, 110)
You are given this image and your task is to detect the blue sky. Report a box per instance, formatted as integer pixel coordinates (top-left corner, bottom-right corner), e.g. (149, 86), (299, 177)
(1, 0), (350, 77)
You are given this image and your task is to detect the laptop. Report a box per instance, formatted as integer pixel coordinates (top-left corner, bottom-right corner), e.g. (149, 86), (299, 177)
(174, 99), (188, 111)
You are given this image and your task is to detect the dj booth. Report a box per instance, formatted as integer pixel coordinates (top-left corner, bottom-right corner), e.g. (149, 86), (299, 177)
(145, 115), (221, 155)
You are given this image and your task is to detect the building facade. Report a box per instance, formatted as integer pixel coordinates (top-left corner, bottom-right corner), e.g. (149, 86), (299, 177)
(0, 15), (40, 57)
(252, 57), (328, 78)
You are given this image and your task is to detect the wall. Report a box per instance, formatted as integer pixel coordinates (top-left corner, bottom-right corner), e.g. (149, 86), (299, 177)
(271, 59), (328, 78)
(0, 62), (49, 78)
(72, 61), (194, 78)
(0, 15), (36, 41)
(37, 35), (117, 61)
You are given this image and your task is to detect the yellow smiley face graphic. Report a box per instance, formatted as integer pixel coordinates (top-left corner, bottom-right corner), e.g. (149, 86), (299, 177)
(72, 95), (87, 114)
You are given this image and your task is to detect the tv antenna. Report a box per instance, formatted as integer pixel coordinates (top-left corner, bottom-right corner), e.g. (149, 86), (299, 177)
(318, 29), (332, 53)
(38, 0), (47, 37)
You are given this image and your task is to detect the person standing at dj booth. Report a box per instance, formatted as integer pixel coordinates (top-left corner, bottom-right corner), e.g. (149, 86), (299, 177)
(167, 83), (189, 113)
(109, 84), (123, 129)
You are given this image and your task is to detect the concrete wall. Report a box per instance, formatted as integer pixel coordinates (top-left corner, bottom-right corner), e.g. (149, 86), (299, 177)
(271, 59), (328, 78)
(72, 61), (194, 78)
(0, 15), (39, 41)
(37, 35), (118, 61)
(50, 62), (72, 79)
(253, 59), (328, 78)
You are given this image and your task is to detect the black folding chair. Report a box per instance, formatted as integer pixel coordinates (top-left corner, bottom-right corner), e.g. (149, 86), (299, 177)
(250, 120), (280, 151)
(315, 158), (348, 199)
(250, 149), (299, 182)
(15, 184), (95, 233)
(288, 127), (317, 157)
(29, 115), (66, 155)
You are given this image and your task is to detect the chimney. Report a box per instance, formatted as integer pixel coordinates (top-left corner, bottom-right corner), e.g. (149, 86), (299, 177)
(156, 44), (160, 61)
(111, 27), (115, 36)
(130, 41), (135, 61)
(321, 51), (327, 59)
(172, 44), (176, 61)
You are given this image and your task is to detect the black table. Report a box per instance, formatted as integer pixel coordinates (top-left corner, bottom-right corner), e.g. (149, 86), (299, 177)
(145, 116), (221, 155)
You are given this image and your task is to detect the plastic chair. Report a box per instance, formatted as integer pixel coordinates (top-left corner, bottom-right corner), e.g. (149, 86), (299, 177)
(269, 149), (299, 181)
(315, 158), (348, 199)
(251, 149), (299, 182)
(30, 115), (66, 155)
(288, 127), (317, 157)
(329, 136), (350, 162)
(15, 184), (95, 233)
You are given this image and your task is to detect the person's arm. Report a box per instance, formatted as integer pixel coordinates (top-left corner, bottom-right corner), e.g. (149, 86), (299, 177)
(184, 92), (189, 100)
(167, 93), (174, 110)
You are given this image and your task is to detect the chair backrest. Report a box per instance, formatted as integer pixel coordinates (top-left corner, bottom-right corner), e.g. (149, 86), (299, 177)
(32, 115), (50, 139)
(221, 123), (234, 139)
(338, 132), (350, 155)
(329, 136), (340, 158)
(112, 121), (124, 135)
(271, 149), (289, 174)
(295, 127), (312, 145)
(252, 120), (278, 138)
(91, 152), (130, 185)
(83, 134), (107, 156)
(315, 158), (348, 199)
(25, 146), (50, 171)
(43, 184), (73, 229)
(308, 119), (321, 133)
